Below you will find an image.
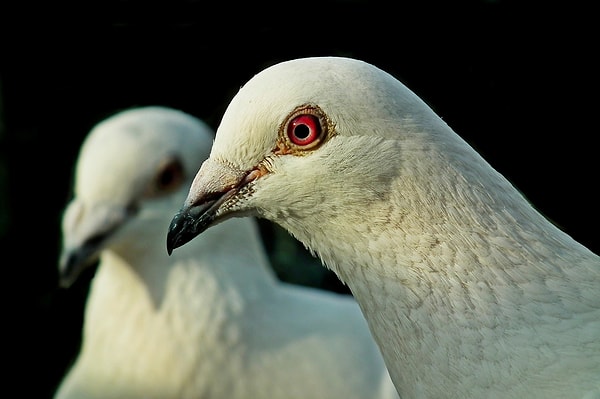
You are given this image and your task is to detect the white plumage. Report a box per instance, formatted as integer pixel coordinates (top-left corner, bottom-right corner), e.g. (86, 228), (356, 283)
(55, 106), (398, 399)
(167, 57), (600, 399)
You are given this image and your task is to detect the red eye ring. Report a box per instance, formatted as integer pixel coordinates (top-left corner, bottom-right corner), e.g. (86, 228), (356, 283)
(287, 114), (321, 146)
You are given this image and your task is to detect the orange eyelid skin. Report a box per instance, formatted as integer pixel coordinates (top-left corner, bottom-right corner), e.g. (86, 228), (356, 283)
(274, 137), (296, 155)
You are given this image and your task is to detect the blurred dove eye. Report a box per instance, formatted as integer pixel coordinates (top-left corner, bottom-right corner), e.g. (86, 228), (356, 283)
(145, 157), (184, 198)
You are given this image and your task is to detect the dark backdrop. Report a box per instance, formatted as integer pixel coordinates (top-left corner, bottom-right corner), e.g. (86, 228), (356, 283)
(1, 1), (597, 397)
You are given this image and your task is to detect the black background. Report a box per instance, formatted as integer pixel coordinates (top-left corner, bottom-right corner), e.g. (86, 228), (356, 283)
(1, 1), (597, 397)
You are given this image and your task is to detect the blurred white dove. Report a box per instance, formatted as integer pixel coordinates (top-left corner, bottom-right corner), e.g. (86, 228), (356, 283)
(55, 105), (398, 399)
(167, 57), (600, 399)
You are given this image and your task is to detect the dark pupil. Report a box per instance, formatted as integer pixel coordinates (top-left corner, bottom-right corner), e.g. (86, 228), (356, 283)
(294, 124), (310, 139)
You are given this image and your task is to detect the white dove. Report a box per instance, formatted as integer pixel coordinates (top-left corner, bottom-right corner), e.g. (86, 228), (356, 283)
(167, 57), (600, 399)
(55, 105), (399, 399)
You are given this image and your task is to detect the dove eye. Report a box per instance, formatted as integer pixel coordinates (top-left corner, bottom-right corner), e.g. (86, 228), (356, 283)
(288, 114), (321, 146)
(279, 104), (330, 153)
(144, 157), (185, 198)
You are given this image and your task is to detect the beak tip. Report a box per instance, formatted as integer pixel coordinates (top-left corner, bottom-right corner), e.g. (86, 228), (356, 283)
(58, 276), (74, 289)
(166, 231), (177, 255)
(57, 253), (82, 289)
(166, 210), (193, 255)
(166, 218), (179, 256)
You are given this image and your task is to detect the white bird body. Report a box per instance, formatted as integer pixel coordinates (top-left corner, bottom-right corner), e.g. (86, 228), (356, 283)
(167, 57), (600, 398)
(55, 106), (398, 399)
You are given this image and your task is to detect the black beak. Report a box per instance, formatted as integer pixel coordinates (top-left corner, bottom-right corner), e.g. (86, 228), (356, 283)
(167, 161), (264, 255)
(166, 202), (217, 255)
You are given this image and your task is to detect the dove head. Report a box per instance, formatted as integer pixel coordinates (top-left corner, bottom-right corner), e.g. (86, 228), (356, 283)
(208, 57), (444, 171)
(75, 106), (211, 205)
(60, 106), (213, 286)
(167, 57), (453, 254)
(167, 57), (459, 257)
